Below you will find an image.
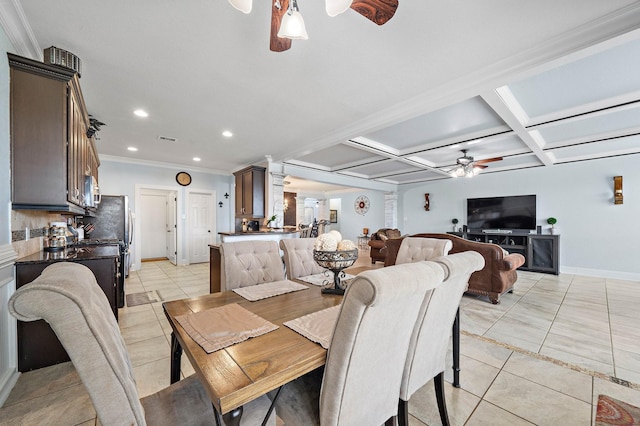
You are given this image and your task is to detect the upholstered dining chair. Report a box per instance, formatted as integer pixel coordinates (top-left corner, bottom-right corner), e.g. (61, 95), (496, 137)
(8, 262), (274, 426)
(269, 261), (446, 426)
(219, 240), (285, 291)
(397, 251), (485, 426)
(394, 236), (453, 265)
(280, 238), (325, 280)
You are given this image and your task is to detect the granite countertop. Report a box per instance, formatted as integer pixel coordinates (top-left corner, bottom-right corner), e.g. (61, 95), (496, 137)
(15, 245), (120, 265)
(218, 230), (300, 236)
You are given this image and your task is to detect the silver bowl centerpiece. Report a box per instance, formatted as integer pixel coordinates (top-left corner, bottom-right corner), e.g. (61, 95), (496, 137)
(312, 249), (358, 295)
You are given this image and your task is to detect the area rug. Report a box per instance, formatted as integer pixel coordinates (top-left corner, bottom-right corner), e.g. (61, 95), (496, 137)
(126, 291), (161, 307)
(595, 395), (640, 425)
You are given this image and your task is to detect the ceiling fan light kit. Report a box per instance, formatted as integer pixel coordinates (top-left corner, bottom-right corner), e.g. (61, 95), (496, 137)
(229, 0), (397, 51)
(451, 149), (502, 178)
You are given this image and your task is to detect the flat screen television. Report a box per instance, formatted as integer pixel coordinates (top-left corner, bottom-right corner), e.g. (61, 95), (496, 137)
(467, 195), (536, 231)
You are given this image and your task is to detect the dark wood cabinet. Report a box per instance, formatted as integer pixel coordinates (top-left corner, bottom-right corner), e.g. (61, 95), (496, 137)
(233, 166), (265, 218)
(8, 53), (98, 214)
(450, 231), (559, 275)
(15, 254), (118, 371)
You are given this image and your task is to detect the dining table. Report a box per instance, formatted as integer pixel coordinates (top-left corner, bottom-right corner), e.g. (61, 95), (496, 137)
(162, 266), (463, 425)
(163, 279), (343, 425)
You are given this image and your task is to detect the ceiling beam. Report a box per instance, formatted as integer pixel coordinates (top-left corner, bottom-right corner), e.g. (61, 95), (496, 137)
(482, 88), (555, 166)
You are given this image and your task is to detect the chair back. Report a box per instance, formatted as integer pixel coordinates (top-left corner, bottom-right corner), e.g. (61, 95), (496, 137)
(400, 251), (485, 401)
(220, 240), (285, 291)
(280, 238), (325, 279)
(319, 261), (445, 426)
(8, 262), (146, 425)
(299, 226), (312, 238)
(395, 237), (452, 264)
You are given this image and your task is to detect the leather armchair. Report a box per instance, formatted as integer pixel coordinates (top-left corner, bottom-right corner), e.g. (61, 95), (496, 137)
(385, 233), (525, 304)
(367, 228), (402, 264)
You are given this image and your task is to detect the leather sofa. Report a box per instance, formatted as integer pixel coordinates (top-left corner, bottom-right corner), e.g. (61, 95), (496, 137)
(367, 228), (402, 264)
(384, 233), (525, 304)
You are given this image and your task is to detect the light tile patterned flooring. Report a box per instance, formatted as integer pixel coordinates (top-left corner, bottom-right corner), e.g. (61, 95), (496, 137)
(2, 252), (640, 425)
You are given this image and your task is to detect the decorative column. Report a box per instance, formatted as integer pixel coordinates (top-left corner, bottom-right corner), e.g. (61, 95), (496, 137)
(384, 192), (398, 229)
(270, 172), (286, 228)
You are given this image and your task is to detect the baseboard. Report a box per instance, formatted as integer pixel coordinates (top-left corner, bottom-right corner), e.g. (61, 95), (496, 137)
(0, 370), (20, 407)
(560, 266), (640, 282)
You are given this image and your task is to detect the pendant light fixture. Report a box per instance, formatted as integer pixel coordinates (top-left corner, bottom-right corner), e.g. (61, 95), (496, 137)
(277, 0), (308, 40)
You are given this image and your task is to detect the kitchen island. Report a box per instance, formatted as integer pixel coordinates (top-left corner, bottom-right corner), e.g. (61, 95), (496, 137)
(14, 246), (120, 371)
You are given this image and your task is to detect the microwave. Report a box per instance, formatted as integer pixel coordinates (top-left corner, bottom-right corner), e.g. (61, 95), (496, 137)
(84, 176), (101, 208)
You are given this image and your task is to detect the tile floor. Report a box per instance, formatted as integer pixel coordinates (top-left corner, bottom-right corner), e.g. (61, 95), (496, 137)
(1, 252), (640, 425)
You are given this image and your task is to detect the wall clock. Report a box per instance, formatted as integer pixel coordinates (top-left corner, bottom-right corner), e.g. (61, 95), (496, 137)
(354, 195), (370, 215)
(176, 172), (192, 186)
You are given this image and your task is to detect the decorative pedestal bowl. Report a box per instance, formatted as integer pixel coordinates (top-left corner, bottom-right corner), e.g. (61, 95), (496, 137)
(313, 249), (358, 295)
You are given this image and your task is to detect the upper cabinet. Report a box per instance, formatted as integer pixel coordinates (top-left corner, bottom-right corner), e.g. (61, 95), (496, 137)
(8, 53), (98, 214)
(234, 166), (265, 218)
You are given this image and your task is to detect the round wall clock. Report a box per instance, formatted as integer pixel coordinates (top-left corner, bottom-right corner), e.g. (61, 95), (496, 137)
(176, 172), (192, 186)
(354, 195), (370, 215)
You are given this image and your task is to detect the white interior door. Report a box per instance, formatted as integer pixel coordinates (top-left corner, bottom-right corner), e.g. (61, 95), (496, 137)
(140, 190), (170, 260)
(188, 190), (215, 264)
(166, 192), (177, 265)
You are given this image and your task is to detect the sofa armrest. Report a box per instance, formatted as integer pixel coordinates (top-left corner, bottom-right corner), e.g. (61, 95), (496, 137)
(500, 253), (526, 271)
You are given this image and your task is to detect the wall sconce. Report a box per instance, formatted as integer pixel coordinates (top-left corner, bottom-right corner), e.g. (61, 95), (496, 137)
(283, 199), (288, 212)
(224, 193), (229, 199)
(218, 201), (224, 208)
(424, 193), (430, 211)
(614, 176), (623, 205)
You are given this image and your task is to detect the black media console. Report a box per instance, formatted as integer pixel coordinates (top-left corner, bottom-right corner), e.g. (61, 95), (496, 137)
(449, 231), (559, 275)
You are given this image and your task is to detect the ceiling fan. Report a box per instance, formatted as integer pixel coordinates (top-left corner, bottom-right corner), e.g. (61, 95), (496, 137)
(451, 149), (503, 178)
(229, 0), (398, 52)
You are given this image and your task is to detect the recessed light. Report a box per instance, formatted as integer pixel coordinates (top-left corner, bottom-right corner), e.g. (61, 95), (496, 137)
(193, 157), (201, 162)
(133, 109), (148, 118)
(222, 130), (233, 137)
(128, 147), (138, 151)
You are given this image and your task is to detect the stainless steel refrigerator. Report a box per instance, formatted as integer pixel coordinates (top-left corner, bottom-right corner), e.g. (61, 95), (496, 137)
(84, 195), (132, 307)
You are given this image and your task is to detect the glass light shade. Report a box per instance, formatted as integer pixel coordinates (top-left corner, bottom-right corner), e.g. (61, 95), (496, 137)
(278, 11), (309, 39)
(228, 0), (252, 13)
(326, 0), (353, 17)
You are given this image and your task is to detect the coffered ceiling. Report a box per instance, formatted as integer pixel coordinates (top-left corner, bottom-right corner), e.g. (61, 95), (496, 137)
(3, 1), (640, 189)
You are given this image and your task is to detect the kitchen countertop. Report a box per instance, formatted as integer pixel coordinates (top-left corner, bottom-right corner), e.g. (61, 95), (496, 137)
(218, 230), (300, 236)
(15, 245), (120, 265)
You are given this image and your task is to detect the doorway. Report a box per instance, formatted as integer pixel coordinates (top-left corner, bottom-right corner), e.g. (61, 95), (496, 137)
(187, 189), (216, 264)
(138, 188), (177, 263)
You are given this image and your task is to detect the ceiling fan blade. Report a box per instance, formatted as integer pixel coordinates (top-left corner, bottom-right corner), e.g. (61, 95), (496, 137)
(270, 0), (292, 52)
(350, 0), (398, 25)
(475, 156), (503, 165)
(474, 164), (489, 170)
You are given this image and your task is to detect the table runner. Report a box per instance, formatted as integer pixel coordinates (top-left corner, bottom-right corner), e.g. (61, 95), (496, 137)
(232, 280), (308, 301)
(297, 272), (357, 287)
(284, 305), (341, 349)
(175, 303), (278, 353)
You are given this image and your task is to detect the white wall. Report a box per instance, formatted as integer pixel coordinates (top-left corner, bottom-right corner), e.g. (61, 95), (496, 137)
(0, 25), (20, 406)
(328, 191), (386, 243)
(399, 154), (640, 279)
(98, 158), (234, 264)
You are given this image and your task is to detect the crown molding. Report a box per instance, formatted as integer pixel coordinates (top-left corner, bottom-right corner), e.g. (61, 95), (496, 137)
(0, 0), (41, 59)
(99, 154), (231, 176)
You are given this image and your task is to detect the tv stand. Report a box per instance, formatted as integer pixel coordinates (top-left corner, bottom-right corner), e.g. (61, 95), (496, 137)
(449, 231), (559, 275)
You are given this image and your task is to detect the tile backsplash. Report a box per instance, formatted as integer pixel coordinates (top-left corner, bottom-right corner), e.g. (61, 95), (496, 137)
(11, 210), (70, 258)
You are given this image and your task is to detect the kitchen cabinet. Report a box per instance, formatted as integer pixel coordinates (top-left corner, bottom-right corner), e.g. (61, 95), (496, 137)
(233, 165), (265, 218)
(8, 53), (98, 214)
(14, 247), (119, 371)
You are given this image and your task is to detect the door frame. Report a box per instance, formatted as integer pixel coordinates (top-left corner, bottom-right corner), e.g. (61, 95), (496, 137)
(186, 188), (216, 264)
(133, 184), (183, 271)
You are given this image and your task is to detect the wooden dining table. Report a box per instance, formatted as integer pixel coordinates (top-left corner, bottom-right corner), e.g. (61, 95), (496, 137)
(163, 280), (342, 425)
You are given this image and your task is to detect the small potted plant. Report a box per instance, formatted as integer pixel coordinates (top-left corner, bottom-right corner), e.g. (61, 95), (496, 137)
(547, 217), (557, 234)
(451, 218), (459, 232)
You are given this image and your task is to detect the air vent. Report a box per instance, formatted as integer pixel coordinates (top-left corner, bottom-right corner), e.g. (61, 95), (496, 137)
(158, 135), (178, 143)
